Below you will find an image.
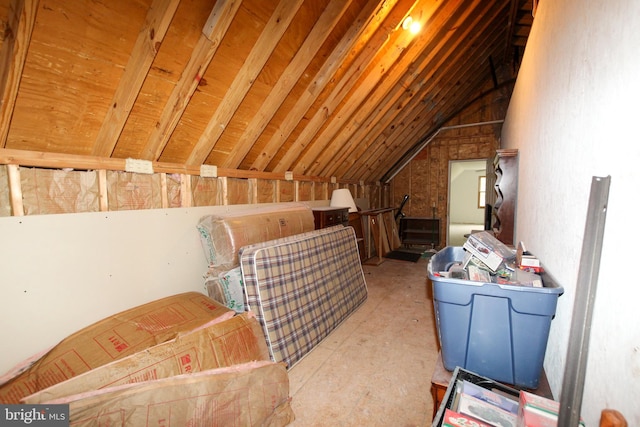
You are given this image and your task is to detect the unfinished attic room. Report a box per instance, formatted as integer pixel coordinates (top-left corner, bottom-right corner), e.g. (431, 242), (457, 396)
(1, 0), (638, 425)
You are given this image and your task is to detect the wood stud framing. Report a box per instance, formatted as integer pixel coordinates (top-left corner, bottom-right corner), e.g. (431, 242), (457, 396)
(0, 148), (375, 216)
(6, 164), (23, 216)
(0, 0), (530, 215)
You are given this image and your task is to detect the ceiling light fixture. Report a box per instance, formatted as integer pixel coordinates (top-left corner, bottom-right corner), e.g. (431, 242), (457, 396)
(402, 16), (421, 34)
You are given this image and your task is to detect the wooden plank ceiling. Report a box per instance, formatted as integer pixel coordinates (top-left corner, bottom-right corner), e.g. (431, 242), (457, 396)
(0, 0), (532, 184)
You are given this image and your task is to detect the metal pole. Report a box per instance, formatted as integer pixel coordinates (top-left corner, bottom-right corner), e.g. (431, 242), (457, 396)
(558, 175), (611, 426)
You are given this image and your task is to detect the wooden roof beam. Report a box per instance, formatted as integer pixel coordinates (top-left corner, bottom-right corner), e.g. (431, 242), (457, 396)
(370, 54), (505, 182)
(0, 147), (341, 183)
(358, 9), (504, 179)
(331, 0), (502, 179)
(0, 0), (38, 148)
(310, 0), (484, 178)
(186, 0), (304, 165)
(140, 0), (242, 161)
(293, 0), (450, 176)
(504, 0), (519, 57)
(221, 0), (351, 169)
(368, 29), (507, 182)
(91, 0), (180, 157)
(248, 0), (398, 172)
(356, 11), (507, 182)
(271, 0), (417, 173)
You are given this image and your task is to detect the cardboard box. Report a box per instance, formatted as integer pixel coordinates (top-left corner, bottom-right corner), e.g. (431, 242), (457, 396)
(47, 361), (294, 427)
(443, 408), (492, 427)
(0, 292), (233, 404)
(431, 366), (521, 427)
(463, 231), (515, 271)
(459, 379), (519, 415)
(23, 312), (269, 404)
(457, 392), (517, 427)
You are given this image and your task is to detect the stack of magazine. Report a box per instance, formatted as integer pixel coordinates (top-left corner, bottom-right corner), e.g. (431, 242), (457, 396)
(443, 379), (518, 427)
(441, 380), (586, 427)
(515, 242), (542, 273)
(463, 231), (516, 272)
(519, 391), (586, 427)
(438, 231), (544, 288)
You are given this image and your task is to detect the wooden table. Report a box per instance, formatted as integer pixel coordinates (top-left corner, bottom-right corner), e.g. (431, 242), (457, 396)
(430, 351), (554, 419)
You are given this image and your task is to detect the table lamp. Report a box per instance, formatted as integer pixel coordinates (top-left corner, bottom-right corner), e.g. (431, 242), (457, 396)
(330, 189), (358, 213)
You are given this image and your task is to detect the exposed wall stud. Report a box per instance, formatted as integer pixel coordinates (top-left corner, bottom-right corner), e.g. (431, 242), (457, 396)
(6, 164), (24, 216)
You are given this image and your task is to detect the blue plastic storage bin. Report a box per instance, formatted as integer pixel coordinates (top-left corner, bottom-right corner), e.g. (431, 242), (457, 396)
(427, 246), (564, 388)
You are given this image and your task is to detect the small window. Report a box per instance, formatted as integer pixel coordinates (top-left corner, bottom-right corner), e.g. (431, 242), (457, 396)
(478, 176), (486, 208)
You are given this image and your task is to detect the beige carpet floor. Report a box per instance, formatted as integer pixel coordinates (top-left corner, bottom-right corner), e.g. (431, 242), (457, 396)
(287, 256), (440, 426)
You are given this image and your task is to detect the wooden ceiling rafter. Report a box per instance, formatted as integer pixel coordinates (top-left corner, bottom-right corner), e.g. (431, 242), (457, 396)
(185, 0), (304, 166)
(0, 0), (534, 186)
(355, 0), (529, 182)
(91, 0), (181, 158)
(246, 0), (397, 172)
(374, 42), (507, 182)
(0, 0), (38, 148)
(366, 27), (509, 183)
(139, 0), (243, 161)
(313, 0), (487, 178)
(356, 3), (510, 182)
(380, 82), (512, 184)
(505, 0), (520, 56)
(343, 0), (507, 181)
(268, 0), (417, 174)
(364, 38), (509, 182)
(504, 0), (533, 71)
(220, 0), (352, 169)
(290, 0), (449, 176)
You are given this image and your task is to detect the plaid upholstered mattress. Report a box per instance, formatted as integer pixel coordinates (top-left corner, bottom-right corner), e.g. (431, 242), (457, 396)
(239, 226), (368, 368)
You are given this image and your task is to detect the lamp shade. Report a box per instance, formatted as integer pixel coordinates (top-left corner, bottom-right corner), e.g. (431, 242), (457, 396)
(330, 189), (358, 213)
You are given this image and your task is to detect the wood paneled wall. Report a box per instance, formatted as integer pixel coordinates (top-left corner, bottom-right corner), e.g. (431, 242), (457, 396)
(389, 83), (510, 246)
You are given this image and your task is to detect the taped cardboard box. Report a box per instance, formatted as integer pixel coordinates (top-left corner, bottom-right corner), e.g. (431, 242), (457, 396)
(47, 361), (294, 427)
(0, 292), (233, 404)
(23, 312), (270, 404)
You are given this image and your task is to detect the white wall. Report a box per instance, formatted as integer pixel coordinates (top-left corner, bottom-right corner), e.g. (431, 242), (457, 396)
(502, 0), (640, 424)
(0, 203), (307, 375)
(449, 161), (485, 224)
